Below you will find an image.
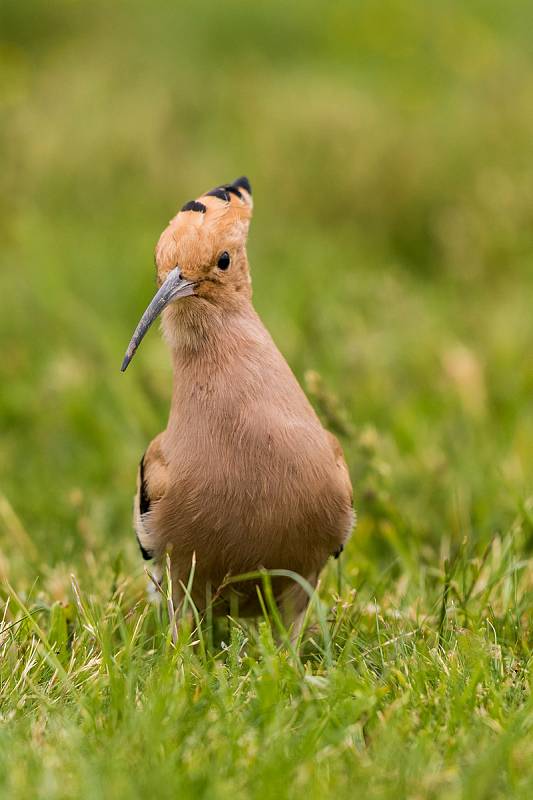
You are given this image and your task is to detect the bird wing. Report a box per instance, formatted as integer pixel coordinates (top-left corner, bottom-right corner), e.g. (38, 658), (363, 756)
(326, 431), (352, 500)
(325, 430), (355, 556)
(133, 432), (168, 562)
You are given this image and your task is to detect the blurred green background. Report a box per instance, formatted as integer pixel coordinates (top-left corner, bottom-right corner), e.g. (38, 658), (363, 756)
(1, 0), (532, 586)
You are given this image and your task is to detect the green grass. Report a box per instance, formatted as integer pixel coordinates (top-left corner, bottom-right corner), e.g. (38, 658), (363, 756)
(1, 1), (532, 797)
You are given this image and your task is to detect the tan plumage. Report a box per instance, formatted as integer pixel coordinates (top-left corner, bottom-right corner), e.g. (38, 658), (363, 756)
(123, 177), (354, 628)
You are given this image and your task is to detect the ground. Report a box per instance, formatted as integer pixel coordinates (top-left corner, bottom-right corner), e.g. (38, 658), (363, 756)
(0, 2), (532, 798)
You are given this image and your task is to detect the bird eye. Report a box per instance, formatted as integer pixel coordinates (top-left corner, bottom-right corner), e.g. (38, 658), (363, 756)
(217, 251), (231, 270)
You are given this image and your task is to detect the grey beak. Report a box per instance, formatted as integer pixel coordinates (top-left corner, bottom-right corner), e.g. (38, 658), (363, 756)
(121, 267), (195, 372)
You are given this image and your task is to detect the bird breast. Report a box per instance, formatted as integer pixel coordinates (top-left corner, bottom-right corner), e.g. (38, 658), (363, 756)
(151, 310), (352, 580)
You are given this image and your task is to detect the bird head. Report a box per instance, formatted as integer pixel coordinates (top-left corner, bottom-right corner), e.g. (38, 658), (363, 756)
(121, 177), (253, 371)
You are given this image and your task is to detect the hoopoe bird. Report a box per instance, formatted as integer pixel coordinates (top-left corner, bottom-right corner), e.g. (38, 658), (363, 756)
(121, 177), (354, 631)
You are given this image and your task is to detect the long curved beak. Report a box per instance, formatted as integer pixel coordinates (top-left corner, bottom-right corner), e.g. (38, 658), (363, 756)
(121, 267), (195, 372)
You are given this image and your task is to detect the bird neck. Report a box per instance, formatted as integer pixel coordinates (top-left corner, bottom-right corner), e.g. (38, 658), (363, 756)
(163, 297), (276, 440)
(162, 296), (262, 369)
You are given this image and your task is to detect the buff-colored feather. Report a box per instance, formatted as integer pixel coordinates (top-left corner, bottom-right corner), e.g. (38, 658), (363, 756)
(125, 177), (354, 630)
